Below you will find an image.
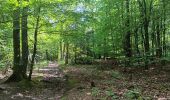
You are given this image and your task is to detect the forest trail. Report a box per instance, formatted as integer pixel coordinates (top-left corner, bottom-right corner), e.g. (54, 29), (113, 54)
(32, 61), (64, 82)
(0, 62), (66, 100)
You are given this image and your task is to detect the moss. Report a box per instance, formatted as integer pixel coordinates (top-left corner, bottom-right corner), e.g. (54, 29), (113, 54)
(17, 79), (44, 89)
(17, 79), (33, 89)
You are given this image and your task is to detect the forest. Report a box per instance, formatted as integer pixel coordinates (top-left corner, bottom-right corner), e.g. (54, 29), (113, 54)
(0, 0), (170, 100)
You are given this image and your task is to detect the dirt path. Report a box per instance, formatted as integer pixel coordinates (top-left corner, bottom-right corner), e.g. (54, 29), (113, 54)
(33, 62), (64, 82)
(0, 61), (66, 100)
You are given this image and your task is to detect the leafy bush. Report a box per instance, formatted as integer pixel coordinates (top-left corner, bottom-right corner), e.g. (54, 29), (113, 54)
(105, 89), (118, 99)
(124, 88), (142, 100)
(91, 87), (101, 96)
(0, 59), (12, 69)
(75, 56), (94, 64)
(0, 61), (5, 69)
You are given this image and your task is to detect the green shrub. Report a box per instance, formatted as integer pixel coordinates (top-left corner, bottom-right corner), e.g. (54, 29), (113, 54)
(124, 88), (142, 100)
(111, 71), (122, 79)
(91, 87), (101, 96)
(75, 56), (94, 64)
(105, 89), (118, 99)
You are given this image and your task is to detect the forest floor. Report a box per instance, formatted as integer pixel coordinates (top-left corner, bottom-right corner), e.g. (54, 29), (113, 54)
(60, 64), (170, 100)
(0, 62), (169, 100)
(0, 62), (66, 100)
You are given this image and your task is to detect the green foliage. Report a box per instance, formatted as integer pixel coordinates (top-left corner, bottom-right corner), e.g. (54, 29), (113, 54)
(75, 55), (94, 65)
(33, 61), (48, 69)
(111, 71), (122, 79)
(0, 50), (13, 69)
(0, 61), (5, 69)
(0, 0), (170, 83)
(124, 88), (142, 100)
(105, 89), (118, 99)
(91, 87), (101, 97)
(92, 87), (119, 99)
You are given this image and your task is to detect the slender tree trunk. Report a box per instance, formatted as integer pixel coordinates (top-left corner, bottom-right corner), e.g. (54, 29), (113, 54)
(103, 37), (107, 60)
(28, 7), (41, 81)
(74, 46), (77, 64)
(143, 9), (150, 55)
(151, 13), (156, 57)
(59, 41), (63, 60)
(162, 0), (166, 57)
(156, 18), (162, 58)
(59, 22), (64, 60)
(141, 27), (145, 56)
(65, 42), (69, 65)
(124, 0), (132, 67)
(46, 50), (49, 61)
(134, 28), (140, 56)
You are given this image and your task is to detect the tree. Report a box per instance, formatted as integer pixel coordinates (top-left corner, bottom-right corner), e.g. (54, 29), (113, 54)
(21, 0), (29, 78)
(123, 0), (132, 67)
(6, 3), (22, 82)
(6, 0), (29, 82)
(28, 5), (41, 81)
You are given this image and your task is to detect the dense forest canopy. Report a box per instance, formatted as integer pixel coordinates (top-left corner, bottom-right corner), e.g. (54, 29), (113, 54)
(0, 0), (170, 99)
(0, 0), (170, 83)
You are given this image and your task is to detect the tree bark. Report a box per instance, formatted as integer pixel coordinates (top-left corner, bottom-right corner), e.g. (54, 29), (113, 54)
(138, 0), (153, 69)
(28, 7), (41, 81)
(123, 0), (132, 67)
(6, 6), (22, 82)
(162, 0), (166, 57)
(65, 42), (69, 65)
(21, 1), (29, 78)
(156, 18), (162, 58)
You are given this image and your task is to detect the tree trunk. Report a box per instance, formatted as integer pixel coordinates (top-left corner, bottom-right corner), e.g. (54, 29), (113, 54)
(162, 0), (166, 57)
(134, 28), (140, 56)
(138, 0), (153, 69)
(65, 42), (69, 65)
(21, 2), (29, 78)
(6, 6), (22, 82)
(28, 7), (41, 81)
(156, 19), (162, 58)
(151, 14), (156, 57)
(124, 0), (132, 67)
(46, 50), (49, 61)
(59, 41), (63, 60)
